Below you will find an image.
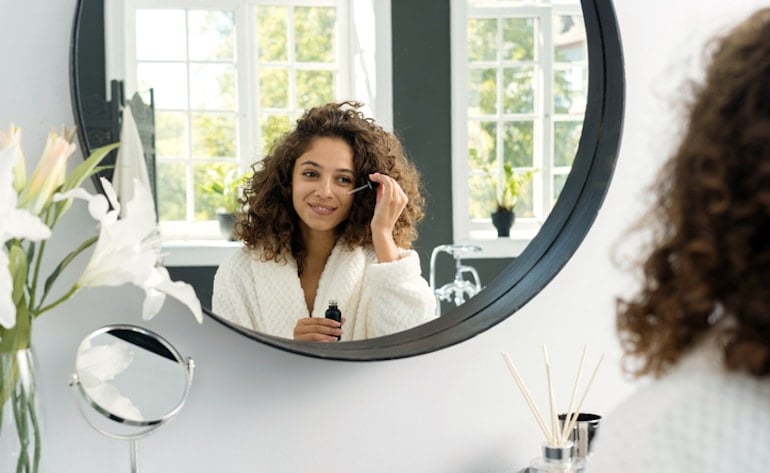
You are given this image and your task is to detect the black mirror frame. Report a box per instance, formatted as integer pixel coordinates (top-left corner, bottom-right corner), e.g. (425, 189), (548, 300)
(70, 0), (624, 361)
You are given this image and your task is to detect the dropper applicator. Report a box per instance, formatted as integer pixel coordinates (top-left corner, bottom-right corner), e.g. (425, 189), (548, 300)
(347, 179), (379, 195)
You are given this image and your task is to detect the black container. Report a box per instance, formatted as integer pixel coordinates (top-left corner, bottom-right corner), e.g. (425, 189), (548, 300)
(325, 300), (342, 341)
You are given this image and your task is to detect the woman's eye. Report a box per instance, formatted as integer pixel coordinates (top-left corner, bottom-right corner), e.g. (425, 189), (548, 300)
(302, 170), (318, 178)
(338, 176), (353, 185)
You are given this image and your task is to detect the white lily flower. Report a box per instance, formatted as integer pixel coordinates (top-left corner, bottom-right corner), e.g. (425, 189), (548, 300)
(0, 125), (26, 192)
(18, 128), (77, 215)
(54, 178), (202, 322)
(77, 339), (144, 422)
(0, 140), (51, 329)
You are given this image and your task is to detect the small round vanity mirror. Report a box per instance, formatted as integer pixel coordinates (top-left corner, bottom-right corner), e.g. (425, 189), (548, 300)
(71, 324), (194, 425)
(69, 325), (194, 471)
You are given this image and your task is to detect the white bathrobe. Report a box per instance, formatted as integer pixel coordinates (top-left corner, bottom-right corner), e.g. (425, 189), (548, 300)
(212, 243), (437, 340)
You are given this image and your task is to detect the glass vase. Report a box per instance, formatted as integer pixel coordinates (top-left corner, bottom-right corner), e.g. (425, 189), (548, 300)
(1, 348), (45, 473)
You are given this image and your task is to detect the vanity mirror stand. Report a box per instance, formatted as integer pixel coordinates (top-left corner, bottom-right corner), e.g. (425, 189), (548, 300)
(68, 325), (195, 472)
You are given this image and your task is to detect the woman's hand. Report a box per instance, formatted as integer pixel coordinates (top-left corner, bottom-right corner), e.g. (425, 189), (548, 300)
(293, 317), (344, 342)
(368, 172), (407, 263)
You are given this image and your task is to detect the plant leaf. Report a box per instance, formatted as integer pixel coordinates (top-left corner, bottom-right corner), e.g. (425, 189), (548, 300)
(60, 143), (119, 193)
(8, 244), (28, 306)
(42, 236), (98, 296)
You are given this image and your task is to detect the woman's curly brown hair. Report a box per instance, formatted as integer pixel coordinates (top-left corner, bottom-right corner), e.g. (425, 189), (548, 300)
(617, 8), (770, 378)
(233, 101), (425, 270)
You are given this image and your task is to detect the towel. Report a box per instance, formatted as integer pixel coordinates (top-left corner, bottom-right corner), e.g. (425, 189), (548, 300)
(112, 105), (151, 214)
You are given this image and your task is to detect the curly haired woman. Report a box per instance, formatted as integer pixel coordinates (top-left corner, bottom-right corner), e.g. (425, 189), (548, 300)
(591, 9), (770, 472)
(212, 101), (436, 341)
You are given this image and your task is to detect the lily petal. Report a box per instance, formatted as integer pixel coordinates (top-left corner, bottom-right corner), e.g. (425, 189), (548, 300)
(18, 130), (77, 215)
(76, 339), (144, 421)
(72, 178), (202, 323)
(76, 339), (134, 386)
(141, 266), (203, 323)
(0, 125), (26, 191)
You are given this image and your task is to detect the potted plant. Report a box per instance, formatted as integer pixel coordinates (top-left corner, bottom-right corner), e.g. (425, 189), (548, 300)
(487, 163), (536, 237)
(200, 166), (250, 240)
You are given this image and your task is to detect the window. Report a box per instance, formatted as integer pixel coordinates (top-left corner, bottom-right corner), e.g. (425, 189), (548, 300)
(110, 0), (390, 239)
(451, 0), (587, 256)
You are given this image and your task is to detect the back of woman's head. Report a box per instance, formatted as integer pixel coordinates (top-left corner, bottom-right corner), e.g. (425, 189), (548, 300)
(235, 101), (425, 264)
(617, 8), (770, 378)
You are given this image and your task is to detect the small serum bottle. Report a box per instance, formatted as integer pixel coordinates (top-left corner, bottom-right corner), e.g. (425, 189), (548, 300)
(325, 300), (342, 341)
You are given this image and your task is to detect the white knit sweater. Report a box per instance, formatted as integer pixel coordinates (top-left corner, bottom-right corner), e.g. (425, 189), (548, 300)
(211, 243), (437, 340)
(589, 339), (770, 473)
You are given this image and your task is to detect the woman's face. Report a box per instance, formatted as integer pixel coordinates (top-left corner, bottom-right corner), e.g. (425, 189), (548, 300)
(291, 136), (356, 238)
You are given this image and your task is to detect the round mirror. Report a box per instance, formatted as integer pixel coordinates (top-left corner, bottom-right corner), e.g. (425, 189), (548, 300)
(72, 325), (193, 426)
(69, 0), (624, 360)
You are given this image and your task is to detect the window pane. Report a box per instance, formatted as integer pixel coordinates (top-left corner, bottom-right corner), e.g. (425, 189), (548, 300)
(137, 63), (188, 109)
(155, 111), (188, 157)
(514, 178), (534, 217)
(194, 161), (238, 220)
(554, 15), (586, 62)
(503, 67), (535, 113)
(136, 10), (186, 60)
(468, 68), (496, 115)
(295, 7), (335, 63)
(467, 18), (497, 61)
(467, 120), (497, 170)
(256, 6), (288, 61)
(296, 70), (334, 110)
(157, 161), (186, 220)
(469, 174), (495, 218)
(191, 113), (237, 158)
(503, 121), (533, 168)
(260, 114), (292, 154)
(554, 120), (581, 167)
(554, 66), (587, 115)
(502, 17), (535, 61)
(188, 10), (235, 61)
(189, 64), (236, 110)
(259, 68), (289, 108)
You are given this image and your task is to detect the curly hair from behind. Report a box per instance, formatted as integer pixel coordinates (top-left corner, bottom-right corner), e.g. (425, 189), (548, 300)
(617, 8), (770, 379)
(233, 101), (425, 271)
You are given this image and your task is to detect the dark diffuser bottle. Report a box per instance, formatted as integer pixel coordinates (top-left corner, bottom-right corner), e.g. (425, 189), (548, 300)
(325, 300), (342, 341)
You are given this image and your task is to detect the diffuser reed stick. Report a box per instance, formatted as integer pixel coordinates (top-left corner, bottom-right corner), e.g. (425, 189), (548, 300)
(542, 345), (559, 446)
(501, 352), (553, 443)
(558, 346), (587, 444)
(560, 354), (604, 441)
(501, 347), (603, 448)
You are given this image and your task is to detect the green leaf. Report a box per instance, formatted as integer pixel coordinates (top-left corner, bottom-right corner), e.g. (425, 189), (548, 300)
(60, 143), (119, 193)
(41, 236), (97, 297)
(8, 244), (28, 306)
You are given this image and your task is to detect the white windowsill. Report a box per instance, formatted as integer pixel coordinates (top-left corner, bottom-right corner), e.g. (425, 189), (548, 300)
(454, 227), (538, 259)
(161, 239), (241, 267)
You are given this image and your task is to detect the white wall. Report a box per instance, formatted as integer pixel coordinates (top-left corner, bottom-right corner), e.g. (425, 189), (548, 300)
(2, 0), (769, 471)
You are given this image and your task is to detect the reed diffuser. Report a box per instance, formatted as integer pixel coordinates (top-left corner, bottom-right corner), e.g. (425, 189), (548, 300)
(501, 346), (603, 473)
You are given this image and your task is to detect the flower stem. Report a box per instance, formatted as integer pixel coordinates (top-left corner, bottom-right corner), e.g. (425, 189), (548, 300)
(35, 284), (80, 316)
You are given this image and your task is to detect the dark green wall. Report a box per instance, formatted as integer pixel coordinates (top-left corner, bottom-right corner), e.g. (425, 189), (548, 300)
(391, 0), (513, 292)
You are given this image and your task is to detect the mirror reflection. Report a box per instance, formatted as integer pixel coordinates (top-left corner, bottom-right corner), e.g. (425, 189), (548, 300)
(73, 0), (588, 341)
(212, 102), (437, 341)
(74, 326), (190, 423)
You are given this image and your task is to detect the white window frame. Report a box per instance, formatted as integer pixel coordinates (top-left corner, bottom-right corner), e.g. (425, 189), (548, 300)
(451, 0), (584, 258)
(106, 0), (392, 247)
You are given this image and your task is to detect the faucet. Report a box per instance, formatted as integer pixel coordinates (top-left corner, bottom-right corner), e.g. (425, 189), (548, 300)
(430, 244), (483, 315)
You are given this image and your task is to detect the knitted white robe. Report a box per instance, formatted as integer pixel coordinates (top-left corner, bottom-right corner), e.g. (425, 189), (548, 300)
(212, 243), (437, 340)
(589, 337), (770, 473)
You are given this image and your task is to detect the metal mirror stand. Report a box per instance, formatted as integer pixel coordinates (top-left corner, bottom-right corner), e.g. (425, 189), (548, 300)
(69, 325), (195, 473)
